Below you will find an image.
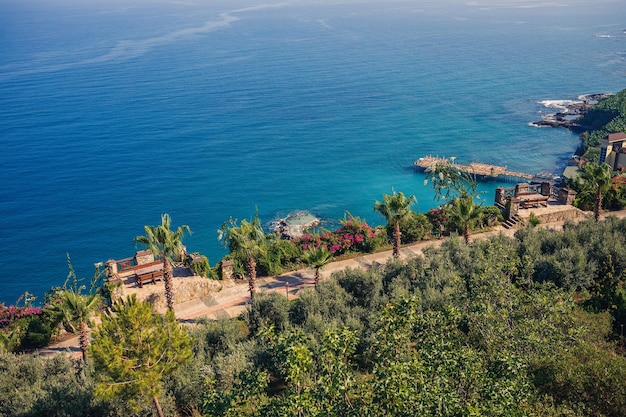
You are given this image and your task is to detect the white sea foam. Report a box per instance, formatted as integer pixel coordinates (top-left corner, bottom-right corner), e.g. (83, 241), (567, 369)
(231, 3), (291, 14)
(538, 99), (581, 112)
(0, 3), (290, 80)
(466, 1), (570, 9)
(83, 12), (239, 65)
(317, 19), (333, 29)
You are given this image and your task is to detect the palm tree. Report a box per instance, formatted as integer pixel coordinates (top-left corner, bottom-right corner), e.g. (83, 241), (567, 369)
(219, 210), (266, 301)
(56, 290), (101, 362)
(305, 246), (333, 290)
(135, 214), (191, 311)
(374, 190), (417, 258)
(579, 162), (613, 222)
(448, 195), (483, 244)
(50, 255), (102, 362)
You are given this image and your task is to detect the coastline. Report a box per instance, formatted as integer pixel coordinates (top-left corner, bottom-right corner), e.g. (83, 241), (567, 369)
(530, 93), (611, 130)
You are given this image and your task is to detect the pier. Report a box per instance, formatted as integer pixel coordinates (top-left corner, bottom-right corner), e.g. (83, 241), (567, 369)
(414, 156), (534, 183)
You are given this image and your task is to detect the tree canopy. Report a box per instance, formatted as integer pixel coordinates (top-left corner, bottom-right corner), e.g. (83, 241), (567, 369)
(89, 295), (192, 416)
(135, 214), (191, 311)
(374, 190), (417, 258)
(219, 210), (266, 300)
(2, 217), (626, 417)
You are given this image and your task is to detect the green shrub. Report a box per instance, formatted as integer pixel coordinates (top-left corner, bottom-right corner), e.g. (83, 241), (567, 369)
(184, 253), (213, 278)
(0, 353), (103, 417)
(20, 316), (52, 349)
(336, 267), (384, 309)
(245, 292), (291, 333)
(480, 205), (503, 227)
(387, 212), (431, 243)
(528, 212), (541, 227)
(258, 238), (302, 276)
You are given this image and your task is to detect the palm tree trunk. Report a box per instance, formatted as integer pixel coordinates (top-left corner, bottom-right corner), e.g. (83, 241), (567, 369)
(393, 220), (402, 258)
(595, 190), (602, 222)
(163, 258), (175, 311)
(315, 268), (321, 290)
(78, 321), (89, 362)
(463, 224), (470, 245)
(153, 396), (165, 417)
(247, 255), (257, 301)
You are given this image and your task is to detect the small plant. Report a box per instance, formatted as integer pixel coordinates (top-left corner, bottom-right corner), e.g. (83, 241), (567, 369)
(186, 253), (213, 278)
(528, 212), (541, 227)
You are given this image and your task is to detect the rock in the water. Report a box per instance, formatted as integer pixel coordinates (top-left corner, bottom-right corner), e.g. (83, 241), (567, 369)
(531, 93), (612, 130)
(273, 211), (320, 239)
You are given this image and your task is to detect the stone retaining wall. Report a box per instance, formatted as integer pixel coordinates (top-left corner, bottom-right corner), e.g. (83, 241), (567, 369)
(530, 207), (588, 224)
(112, 276), (223, 311)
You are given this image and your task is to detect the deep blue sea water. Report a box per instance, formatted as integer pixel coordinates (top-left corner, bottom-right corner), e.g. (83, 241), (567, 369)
(1, 0), (625, 304)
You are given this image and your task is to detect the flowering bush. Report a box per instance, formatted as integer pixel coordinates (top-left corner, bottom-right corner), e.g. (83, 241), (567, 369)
(0, 304), (42, 329)
(0, 303), (50, 352)
(294, 215), (383, 256)
(426, 208), (449, 237)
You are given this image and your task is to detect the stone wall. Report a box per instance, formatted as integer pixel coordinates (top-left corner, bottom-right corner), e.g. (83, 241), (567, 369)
(112, 276), (223, 312)
(135, 250), (155, 265)
(533, 207), (588, 224)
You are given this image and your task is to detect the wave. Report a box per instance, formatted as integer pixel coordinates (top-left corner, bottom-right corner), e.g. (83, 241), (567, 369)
(0, 2), (289, 80)
(538, 99), (581, 111)
(528, 122), (551, 128)
(317, 19), (333, 30)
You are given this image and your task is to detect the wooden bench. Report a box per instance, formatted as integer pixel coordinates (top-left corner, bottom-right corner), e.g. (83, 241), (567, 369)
(520, 195), (549, 208)
(133, 260), (165, 287)
(136, 269), (164, 287)
(132, 260), (162, 272)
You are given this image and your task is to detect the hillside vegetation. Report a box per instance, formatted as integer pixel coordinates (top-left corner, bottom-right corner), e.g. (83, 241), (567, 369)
(579, 88), (626, 151)
(2, 216), (625, 417)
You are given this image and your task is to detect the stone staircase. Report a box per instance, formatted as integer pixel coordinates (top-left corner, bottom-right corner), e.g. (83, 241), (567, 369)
(502, 214), (523, 229)
(494, 201), (506, 211)
(494, 200), (524, 229)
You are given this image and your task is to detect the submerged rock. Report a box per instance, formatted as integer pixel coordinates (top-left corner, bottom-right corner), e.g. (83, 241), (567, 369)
(273, 211), (320, 239)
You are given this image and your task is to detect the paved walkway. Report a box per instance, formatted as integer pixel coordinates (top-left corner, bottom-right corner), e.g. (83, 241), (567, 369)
(174, 240), (435, 322)
(39, 207), (626, 357)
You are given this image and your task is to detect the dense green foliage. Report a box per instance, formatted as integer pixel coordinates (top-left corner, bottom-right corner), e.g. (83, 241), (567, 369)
(185, 253), (214, 279)
(570, 162), (626, 214)
(2, 217), (625, 416)
(575, 162), (617, 221)
(197, 217), (626, 417)
(578, 89), (626, 151)
(90, 295), (193, 416)
(0, 303), (46, 353)
(222, 205), (500, 280)
(0, 256), (105, 355)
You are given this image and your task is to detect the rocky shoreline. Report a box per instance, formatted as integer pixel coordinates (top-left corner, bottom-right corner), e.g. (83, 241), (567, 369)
(531, 93), (611, 130)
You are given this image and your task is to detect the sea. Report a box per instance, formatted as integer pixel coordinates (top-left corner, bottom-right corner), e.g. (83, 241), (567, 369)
(1, 0), (625, 305)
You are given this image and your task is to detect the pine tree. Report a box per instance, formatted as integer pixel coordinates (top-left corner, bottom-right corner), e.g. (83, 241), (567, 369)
(89, 295), (192, 417)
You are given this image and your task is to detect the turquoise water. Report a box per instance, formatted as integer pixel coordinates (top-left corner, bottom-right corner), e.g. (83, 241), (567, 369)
(1, 0), (625, 304)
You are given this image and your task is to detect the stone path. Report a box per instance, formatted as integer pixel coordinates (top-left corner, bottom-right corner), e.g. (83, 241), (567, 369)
(38, 208), (626, 358)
